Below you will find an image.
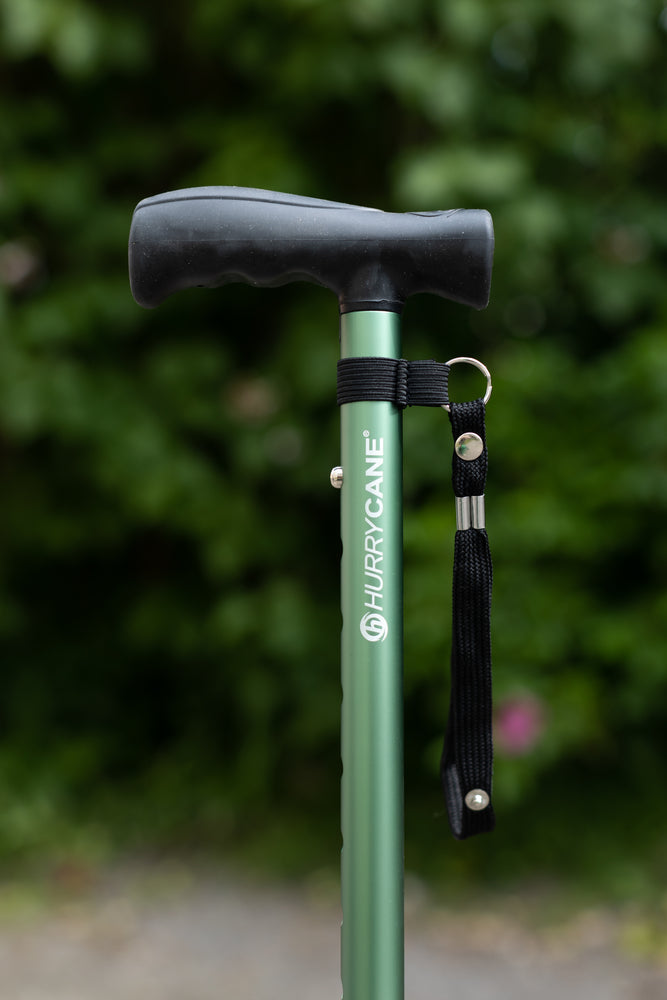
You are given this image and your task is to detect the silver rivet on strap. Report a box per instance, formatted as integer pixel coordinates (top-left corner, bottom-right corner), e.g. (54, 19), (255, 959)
(465, 788), (490, 811)
(454, 431), (484, 461)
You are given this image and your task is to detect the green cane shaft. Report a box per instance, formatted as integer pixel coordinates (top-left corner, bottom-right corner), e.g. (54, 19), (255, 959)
(340, 311), (404, 1000)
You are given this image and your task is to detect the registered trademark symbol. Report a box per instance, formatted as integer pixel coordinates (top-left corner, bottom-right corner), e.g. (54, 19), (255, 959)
(363, 430), (369, 437)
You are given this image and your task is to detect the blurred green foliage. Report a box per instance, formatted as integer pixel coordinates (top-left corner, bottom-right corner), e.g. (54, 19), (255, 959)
(1, 0), (667, 896)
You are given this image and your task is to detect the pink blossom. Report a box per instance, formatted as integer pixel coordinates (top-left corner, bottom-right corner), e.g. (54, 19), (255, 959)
(495, 695), (546, 756)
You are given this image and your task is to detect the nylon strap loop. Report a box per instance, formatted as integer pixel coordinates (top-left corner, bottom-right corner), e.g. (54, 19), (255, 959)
(442, 398), (494, 839)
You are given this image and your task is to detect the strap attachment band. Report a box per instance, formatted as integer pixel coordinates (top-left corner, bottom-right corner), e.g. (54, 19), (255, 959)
(336, 357), (449, 407)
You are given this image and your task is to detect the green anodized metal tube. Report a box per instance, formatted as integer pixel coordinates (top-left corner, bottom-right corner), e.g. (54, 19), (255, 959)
(339, 310), (404, 1000)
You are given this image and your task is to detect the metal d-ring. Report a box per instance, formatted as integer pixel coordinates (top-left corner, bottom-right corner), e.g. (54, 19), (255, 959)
(442, 357), (492, 412)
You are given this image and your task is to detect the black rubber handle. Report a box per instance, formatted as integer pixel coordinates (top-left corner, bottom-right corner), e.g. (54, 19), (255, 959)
(129, 186), (494, 313)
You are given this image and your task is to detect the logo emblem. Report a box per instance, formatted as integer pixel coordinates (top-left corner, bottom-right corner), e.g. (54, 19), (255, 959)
(360, 612), (388, 643)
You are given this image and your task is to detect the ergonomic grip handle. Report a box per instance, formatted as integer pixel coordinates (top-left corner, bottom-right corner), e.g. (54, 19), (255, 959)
(129, 186), (494, 313)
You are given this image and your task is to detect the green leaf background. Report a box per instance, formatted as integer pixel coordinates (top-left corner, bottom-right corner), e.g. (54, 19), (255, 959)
(1, 0), (667, 896)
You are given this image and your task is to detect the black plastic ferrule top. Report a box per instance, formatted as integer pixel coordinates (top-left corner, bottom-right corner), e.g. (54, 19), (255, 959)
(129, 187), (494, 314)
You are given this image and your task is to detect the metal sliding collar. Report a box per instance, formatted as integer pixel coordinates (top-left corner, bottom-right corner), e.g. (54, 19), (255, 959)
(455, 495), (486, 530)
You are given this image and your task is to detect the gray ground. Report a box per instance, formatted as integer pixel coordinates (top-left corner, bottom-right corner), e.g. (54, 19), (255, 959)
(0, 863), (665, 999)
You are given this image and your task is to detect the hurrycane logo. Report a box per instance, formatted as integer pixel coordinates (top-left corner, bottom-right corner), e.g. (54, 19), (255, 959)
(360, 431), (387, 643)
(360, 612), (388, 643)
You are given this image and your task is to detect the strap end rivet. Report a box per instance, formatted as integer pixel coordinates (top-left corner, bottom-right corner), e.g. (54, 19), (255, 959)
(465, 789), (490, 812)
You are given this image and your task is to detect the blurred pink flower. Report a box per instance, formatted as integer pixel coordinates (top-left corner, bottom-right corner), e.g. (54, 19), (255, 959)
(495, 694), (546, 756)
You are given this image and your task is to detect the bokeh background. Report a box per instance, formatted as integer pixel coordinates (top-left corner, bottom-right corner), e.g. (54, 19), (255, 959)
(1, 0), (667, 907)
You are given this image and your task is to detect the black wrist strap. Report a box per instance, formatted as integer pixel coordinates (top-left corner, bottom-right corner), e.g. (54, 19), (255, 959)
(336, 359), (494, 840)
(441, 399), (494, 839)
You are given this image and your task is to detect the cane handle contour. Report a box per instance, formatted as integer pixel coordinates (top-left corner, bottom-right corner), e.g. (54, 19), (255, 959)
(129, 186), (494, 314)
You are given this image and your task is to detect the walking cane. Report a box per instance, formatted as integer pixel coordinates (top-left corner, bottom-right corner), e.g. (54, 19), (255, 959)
(129, 187), (495, 1000)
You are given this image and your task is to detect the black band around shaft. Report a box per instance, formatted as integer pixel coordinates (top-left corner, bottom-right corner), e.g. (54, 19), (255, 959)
(336, 357), (449, 407)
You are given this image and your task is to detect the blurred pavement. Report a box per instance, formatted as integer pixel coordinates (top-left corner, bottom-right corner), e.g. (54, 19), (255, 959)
(0, 864), (665, 999)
